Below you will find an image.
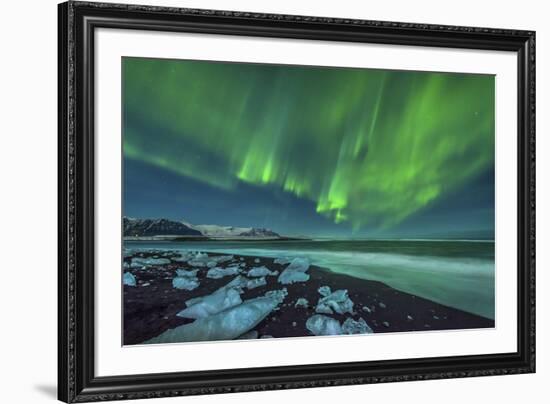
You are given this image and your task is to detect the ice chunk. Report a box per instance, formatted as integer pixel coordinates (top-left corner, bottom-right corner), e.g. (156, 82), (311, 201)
(172, 277), (200, 290)
(123, 272), (136, 286)
(342, 317), (373, 334)
(237, 330), (259, 340)
(146, 289), (287, 344)
(378, 302), (386, 309)
(223, 275), (248, 290)
(254, 258), (260, 263)
(184, 252), (210, 267)
(278, 271), (309, 285)
(315, 289), (354, 315)
(306, 314), (342, 336)
(277, 257), (310, 285)
(131, 257), (171, 267)
(177, 287), (242, 319)
(206, 266), (240, 279)
(318, 286), (331, 297)
(294, 298), (309, 308)
(274, 257), (291, 265)
(172, 252), (192, 263)
(265, 288), (288, 302)
(175, 268), (198, 278)
(188, 260), (207, 267)
(247, 266), (278, 277)
(246, 276), (267, 289)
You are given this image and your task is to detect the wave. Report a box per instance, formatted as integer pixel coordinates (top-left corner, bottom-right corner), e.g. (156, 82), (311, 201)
(128, 241), (495, 319)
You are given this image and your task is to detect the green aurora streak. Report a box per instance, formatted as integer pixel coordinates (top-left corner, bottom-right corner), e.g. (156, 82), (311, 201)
(123, 58), (494, 230)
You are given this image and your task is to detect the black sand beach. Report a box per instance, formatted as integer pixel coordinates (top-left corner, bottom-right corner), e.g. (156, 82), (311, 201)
(123, 250), (494, 345)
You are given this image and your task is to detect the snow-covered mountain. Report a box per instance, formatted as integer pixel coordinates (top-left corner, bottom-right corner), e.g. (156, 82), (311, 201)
(123, 217), (202, 237)
(185, 223), (280, 239)
(123, 217), (281, 239)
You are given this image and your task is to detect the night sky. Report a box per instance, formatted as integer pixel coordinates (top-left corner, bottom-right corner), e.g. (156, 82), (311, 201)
(123, 57), (495, 238)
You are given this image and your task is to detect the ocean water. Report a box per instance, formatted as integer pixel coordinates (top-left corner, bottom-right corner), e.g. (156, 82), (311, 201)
(125, 239), (495, 320)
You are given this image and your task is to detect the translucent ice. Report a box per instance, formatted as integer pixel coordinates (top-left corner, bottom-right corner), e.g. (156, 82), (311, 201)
(294, 298), (309, 308)
(318, 286), (331, 297)
(247, 266), (278, 277)
(131, 257), (171, 267)
(274, 257), (291, 265)
(237, 330), (259, 340)
(172, 277), (200, 291)
(342, 317), (373, 334)
(306, 314), (342, 336)
(277, 258), (310, 285)
(206, 266), (240, 279)
(177, 286), (242, 319)
(123, 272), (136, 287)
(315, 288), (354, 315)
(246, 276), (267, 289)
(146, 289), (287, 343)
(175, 268), (198, 278)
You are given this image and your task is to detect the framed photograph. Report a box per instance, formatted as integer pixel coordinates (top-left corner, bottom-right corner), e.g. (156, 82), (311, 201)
(58, 1), (535, 402)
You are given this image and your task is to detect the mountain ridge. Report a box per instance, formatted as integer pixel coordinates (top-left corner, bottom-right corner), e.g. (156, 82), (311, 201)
(123, 217), (281, 239)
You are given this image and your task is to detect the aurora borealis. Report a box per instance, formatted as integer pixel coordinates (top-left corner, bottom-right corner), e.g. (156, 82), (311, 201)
(123, 57), (495, 238)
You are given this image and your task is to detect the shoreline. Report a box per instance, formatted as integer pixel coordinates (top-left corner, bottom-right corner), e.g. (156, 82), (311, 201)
(123, 249), (494, 345)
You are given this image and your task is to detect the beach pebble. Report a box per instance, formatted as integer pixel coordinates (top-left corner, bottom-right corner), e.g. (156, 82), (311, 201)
(382, 321), (390, 327)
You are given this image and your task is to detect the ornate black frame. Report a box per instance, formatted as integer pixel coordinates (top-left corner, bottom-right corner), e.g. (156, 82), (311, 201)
(58, 1), (536, 402)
